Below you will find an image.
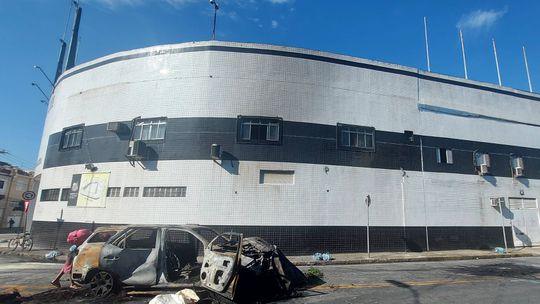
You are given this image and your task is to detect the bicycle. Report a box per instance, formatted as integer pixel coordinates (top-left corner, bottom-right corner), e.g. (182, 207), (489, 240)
(8, 232), (33, 251)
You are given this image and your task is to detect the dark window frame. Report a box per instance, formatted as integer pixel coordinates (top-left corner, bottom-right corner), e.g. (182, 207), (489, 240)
(60, 125), (84, 151)
(41, 188), (60, 201)
(236, 116), (283, 145)
(132, 117), (167, 142)
(60, 188), (70, 201)
(143, 186), (187, 197)
(436, 148), (454, 164)
(107, 187), (121, 197)
(123, 187), (139, 197)
(336, 123), (376, 152)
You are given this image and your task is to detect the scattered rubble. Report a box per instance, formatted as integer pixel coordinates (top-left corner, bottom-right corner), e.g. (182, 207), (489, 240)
(149, 289), (200, 304)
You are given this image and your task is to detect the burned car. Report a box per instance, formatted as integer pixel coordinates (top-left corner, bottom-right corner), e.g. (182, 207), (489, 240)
(72, 225), (218, 296)
(72, 226), (306, 302)
(201, 233), (306, 303)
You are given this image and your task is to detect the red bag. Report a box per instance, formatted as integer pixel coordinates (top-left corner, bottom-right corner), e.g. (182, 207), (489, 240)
(66, 229), (91, 246)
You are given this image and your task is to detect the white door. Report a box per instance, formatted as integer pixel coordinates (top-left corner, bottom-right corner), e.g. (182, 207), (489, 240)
(509, 198), (540, 246)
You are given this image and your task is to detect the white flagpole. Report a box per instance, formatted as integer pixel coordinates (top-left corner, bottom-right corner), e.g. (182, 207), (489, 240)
(492, 38), (502, 86)
(523, 46), (533, 92)
(459, 30), (468, 79)
(424, 16), (431, 72)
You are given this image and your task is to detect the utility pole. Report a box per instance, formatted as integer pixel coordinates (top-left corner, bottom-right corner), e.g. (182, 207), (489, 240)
(365, 194), (371, 258)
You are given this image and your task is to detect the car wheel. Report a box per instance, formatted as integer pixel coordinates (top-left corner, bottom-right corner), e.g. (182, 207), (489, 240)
(89, 270), (115, 297)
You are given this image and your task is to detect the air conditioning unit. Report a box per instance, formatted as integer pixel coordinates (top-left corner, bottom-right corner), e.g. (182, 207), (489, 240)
(512, 157), (524, 177)
(210, 144), (222, 160)
(127, 141), (146, 160)
(480, 164), (489, 175)
(480, 154), (490, 167)
(490, 198), (499, 207)
(106, 122), (120, 132)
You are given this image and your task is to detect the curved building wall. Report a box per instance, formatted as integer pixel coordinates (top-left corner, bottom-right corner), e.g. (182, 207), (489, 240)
(32, 41), (540, 253)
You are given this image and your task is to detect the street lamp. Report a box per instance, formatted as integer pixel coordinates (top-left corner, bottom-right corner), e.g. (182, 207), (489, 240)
(31, 82), (49, 102)
(33, 65), (54, 87)
(209, 0), (219, 40)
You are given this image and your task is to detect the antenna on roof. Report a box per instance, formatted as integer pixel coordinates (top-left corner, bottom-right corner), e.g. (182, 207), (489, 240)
(523, 46), (533, 93)
(54, 1), (76, 82)
(459, 30), (468, 80)
(423, 16), (431, 72)
(492, 38), (502, 86)
(66, 1), (82, 70)
(209, 0), (219, 40)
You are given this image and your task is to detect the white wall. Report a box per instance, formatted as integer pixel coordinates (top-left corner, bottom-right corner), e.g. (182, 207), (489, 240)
(33, 160), (536, 227)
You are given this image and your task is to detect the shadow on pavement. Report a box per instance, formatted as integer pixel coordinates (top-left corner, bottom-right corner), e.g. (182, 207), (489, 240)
(386, 280), (421, 304)
(446, 262), (540, 281)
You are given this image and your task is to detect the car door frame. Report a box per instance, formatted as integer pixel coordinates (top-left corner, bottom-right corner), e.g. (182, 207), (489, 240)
(100, 227), (161, 286)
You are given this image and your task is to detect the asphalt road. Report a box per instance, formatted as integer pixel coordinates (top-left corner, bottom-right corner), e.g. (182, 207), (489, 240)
(288, 256), (540, 304)
(1, 255), (539, 303)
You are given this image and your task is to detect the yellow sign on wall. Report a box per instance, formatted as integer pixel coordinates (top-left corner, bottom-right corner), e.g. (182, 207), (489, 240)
(77, 172), (110, 208)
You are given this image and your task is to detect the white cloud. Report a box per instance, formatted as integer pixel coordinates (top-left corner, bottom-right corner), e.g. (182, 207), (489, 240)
(84, 0), (197, 9)
(85, 0), (144, 8)
(271, 20), (278, 28)
(457, 7), (508, 30)
(164, 0), (198, 9)
(266, 0), (292, 4)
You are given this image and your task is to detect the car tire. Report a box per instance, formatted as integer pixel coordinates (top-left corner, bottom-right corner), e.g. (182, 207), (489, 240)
(89, 270), (116, 297)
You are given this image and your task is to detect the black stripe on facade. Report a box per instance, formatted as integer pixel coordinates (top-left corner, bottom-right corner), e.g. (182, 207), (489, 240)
(31, 220), (514, 255)
(56, 45), (540, 103)
(43, 118), (540, 180)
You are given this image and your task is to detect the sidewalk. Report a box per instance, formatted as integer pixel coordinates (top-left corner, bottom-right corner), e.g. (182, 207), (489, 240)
(1, 242), (539, 266)
(0, 234), (66, 263)
(288, 246), (540, 266)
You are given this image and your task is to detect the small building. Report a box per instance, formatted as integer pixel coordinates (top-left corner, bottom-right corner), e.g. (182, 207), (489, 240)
(0, 161), (34, 232)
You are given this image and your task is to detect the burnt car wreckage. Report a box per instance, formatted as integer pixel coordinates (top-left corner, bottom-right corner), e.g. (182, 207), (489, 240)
(71, 225), (306, 302)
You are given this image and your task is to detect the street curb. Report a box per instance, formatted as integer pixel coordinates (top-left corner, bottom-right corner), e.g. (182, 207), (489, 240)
(1, 249), (537, 267)
(293, 253), (536, 266)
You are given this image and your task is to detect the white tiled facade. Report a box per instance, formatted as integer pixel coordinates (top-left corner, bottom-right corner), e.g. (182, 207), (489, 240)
(34, 41), (540, 241)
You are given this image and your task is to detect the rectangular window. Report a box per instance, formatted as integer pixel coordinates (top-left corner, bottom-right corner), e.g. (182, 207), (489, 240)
(259, 170), (295, 185)
(133, 118), (167, 141)
(237, 116), (283, 145)
(60, 126), (84, 150)
(123, 187), (139, 197)
(107, 187), (121, 197)
(41, 189), (60, 201)
(60, 188), (70, 201)
(337, 123), (375, 151)
(436, 148), (453, 164)
(143, 186), (187, 197)
(0, 180), (4, 189)
(124, 229), (157, 249)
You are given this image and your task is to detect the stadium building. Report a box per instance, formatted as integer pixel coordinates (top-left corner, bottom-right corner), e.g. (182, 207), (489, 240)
(31, 40), (540, 253)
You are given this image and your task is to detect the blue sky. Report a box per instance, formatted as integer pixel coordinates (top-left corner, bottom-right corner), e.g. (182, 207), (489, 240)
(0, 0), (538, 170)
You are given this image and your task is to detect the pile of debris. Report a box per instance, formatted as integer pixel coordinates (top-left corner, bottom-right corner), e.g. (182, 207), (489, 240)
(200, 234), (307, 303)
